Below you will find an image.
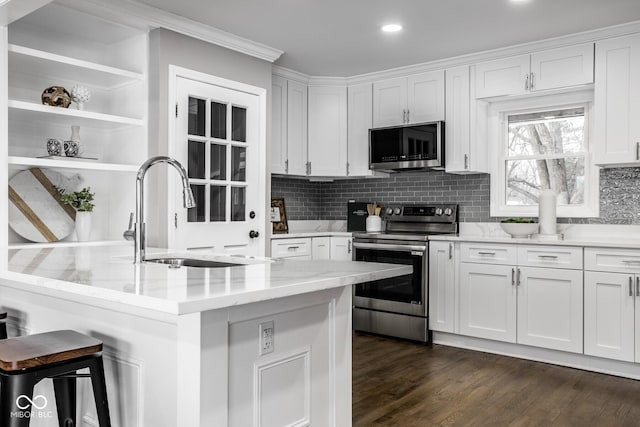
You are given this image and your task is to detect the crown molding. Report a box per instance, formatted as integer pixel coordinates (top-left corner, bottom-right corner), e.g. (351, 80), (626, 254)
(58, 0), (284, 63)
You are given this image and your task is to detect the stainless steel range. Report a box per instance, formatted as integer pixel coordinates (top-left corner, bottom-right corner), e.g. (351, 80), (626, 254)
(352, 204), (458, 342)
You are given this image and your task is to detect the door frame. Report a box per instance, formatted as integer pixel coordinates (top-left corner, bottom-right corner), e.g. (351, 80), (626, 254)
(167, 65), (267, 254)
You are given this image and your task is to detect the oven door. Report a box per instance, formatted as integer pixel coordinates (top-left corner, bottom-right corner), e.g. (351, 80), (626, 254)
(352, 241), (427, 317)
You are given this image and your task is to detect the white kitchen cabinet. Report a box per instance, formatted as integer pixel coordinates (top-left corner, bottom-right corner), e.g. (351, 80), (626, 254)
(372, 70), (445, 127)
(271, 238), (312, 260)
(593, 34), (640, 166)
(271, 75), (308, 176)
(312, 236), (331, 260)
(6, 4), (147, 247)
(475, 43), (594, 98)
(347, 83), (375, 177)
(459, 243), (583, 352)
(428, 241), (455, 333)
(444, 65), (488, 174)
(330, 236), (353, 261)
(307, 85), (347, 177)
(584, 247), (640, 362)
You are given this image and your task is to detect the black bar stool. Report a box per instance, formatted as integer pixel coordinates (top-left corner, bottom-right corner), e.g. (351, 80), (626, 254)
(0, 329), (111, 427)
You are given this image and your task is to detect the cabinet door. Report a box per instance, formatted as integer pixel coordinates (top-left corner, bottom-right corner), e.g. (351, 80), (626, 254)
(474, 54), (529, 98)
(330, 237), (352, 261)
(584, 271), (635, 362)
(271, 238), (312, 259)
(429, 241), (455, 333)
(287, 80), (308, 175)
(517, 267), (583, 353)
(312, 236), (331, 260)
(372, 77), (407, 127)
(347, 83), (373, 177)
(530, 43), (594, 91)
(407, 70), (445, 123)
(459, 263), (516, 342)
(307, 86), (347, 176)
(271, 75), (288, 174)
(594, 34), (640, 166)
(445, 66), (471, 173)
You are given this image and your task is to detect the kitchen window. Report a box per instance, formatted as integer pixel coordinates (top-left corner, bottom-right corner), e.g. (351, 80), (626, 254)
(488, 92), (598, 218)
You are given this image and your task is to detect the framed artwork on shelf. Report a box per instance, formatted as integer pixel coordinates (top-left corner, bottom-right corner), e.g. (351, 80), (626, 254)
(271, 198), (288, 234)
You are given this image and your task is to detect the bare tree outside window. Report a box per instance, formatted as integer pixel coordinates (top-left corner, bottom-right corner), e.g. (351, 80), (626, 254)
(506, 107), (586, 206)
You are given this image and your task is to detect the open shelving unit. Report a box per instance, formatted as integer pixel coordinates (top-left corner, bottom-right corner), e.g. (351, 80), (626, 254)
(6, 2), (149, 248)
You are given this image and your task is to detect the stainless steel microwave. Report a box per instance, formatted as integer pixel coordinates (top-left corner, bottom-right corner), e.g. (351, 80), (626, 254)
(369, 121), (444, 171)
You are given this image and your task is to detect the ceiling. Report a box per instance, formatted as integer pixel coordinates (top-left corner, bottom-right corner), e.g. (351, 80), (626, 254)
(137, 0), (640, 77)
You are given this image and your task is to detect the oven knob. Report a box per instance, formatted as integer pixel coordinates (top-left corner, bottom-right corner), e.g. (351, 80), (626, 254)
(435, 208), (443, 216)
(386, 207), (394, 215)
(394, 208), (401, 215)
(444, 208), (453, 216)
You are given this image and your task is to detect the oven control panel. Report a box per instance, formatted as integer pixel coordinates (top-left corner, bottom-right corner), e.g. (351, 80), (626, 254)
(381, 204), (458, 223)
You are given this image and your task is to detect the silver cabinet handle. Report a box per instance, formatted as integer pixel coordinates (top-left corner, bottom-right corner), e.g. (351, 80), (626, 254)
(525, 74), (529, 91)
(285, 159), (289, 174)
(511, 268), (515, 286)
(346, 162), (350, 176)
(402, 109), (407, 123)
(477, 251), (496, 256)
(636, 276), (639, 297)
(406, 109), (410, 123)
(287, 246), (300, 250)
(538, 255), (559, 259)
(464, 154), (469, 169)
(516, 268), (521, 286)
(348, 240), (352, 254)
(630, 276), (634, 297)
(449, 243), (453, 260)
(530, 72), (535, 90)
(636, 142), (639, 161)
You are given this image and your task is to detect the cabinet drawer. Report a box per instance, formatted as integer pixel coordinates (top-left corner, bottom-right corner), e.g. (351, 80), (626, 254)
(585, 248), (640, 273)
(271, 238), (312, 259)
(517, 245), (583, 269)
(460, 243), (517, 265)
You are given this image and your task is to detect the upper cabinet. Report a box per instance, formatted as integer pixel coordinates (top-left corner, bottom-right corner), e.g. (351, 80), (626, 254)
(444, 65), (487, 174)
(347, 83), (375, 177)
(6, 3), (148, 247)
(307, 85), (347, 176)
(372, 70), (445, 127)
(475, 43), (594, 98)
(270, 76), (308, 175)
(593, 34), (640, 167)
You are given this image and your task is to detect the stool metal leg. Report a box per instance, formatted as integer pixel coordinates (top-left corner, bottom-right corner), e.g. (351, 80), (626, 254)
(0, 373), (37, 427)
(88, 356), (111, 427)
(53, 376), (77, 427)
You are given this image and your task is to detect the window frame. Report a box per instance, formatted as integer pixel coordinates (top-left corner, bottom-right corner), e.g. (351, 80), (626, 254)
(488, 90), (599, 218)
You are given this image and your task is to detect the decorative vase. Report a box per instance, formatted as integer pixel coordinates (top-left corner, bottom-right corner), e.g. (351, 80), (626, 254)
(64, 125), (81, 157)
(46, 138), (63, 156)
(70, 85), (91, 110)
(41, 86), (71, 108)
(75, 211), (92, 242)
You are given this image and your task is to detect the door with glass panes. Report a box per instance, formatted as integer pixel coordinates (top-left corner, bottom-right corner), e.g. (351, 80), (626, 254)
(174, 77), (264, 255)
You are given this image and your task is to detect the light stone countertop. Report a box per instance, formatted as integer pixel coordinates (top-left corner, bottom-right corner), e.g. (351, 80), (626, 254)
(428, 234), (640, 248)
(271, 231), (353, 239)
(0, 245), (410, 318)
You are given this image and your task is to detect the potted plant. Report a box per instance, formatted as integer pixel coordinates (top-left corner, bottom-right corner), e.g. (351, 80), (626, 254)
(57, 187), (95, 241)
(500, 217), (539, 238)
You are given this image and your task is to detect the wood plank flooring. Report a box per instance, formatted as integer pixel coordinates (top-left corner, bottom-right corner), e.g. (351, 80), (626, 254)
(353, 333), (640, 426)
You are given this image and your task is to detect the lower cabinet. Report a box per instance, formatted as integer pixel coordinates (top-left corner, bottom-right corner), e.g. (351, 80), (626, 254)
(457, 243), (583, 353)
(271, 236), (352, 261)
(312, 237), (331, 260)
(330, 237), (353, 261)
(429, 241), (455, 333)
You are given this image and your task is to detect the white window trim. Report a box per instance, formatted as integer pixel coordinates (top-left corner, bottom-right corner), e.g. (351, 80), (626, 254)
(488, 90), (599, 218)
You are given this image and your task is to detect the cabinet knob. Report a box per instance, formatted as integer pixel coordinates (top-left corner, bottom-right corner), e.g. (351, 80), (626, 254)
(249, 230), (260, 239)
(249, 211), (256, 219)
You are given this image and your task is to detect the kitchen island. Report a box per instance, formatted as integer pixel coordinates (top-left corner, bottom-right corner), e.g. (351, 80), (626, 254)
(0, 244), (411, 427)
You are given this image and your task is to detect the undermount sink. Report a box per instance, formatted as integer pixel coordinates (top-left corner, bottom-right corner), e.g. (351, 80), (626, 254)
(144, 257), (242, 268)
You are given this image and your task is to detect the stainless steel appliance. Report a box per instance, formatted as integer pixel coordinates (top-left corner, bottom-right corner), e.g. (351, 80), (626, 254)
(352, 204), (458, 342)
(369, 121), (444, 171)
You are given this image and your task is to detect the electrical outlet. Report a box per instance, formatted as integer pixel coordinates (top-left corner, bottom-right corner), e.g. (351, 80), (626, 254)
(259, 320), (274, 355)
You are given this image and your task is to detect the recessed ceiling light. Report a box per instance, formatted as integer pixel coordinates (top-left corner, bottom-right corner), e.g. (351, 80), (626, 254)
(510, 0), (531, 3)
(382, 24), (403, 33)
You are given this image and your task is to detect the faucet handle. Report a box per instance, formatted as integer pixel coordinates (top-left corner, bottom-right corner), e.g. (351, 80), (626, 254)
(123, 212), (135, 241)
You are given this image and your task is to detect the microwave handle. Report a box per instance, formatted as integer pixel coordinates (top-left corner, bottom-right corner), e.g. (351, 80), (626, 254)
(353, 242), (427, 254)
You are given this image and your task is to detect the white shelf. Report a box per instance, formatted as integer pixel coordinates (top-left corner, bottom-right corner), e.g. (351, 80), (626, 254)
(8, 44), (144, 89)
(8, 240), (132, 250)
(8, 156), (139, 172)
(8, 100), (144, 129)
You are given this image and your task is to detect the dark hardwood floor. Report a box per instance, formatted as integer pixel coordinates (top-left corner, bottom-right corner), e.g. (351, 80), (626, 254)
(353, 333), (640, 426)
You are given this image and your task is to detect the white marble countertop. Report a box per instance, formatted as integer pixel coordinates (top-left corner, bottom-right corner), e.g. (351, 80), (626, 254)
(429, 234), (640, 249)
(0, 245), (410, 317)
(271, 231), (353, 239)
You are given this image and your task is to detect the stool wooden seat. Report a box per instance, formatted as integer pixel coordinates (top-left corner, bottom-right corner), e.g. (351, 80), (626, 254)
(0, 330), (111, 427)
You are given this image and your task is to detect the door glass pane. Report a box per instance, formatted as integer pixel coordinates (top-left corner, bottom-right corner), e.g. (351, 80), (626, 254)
(231, 147), (246, 182)
(211, 101), (227, 139)
(231, 187), (246, 222)
(187, 184), (206, 222)
(210, 186), (226, 222)
(210, 144), (227, 180)
(188, 97), (205, 136)
(232, 106), (247, 142)
(188, 140), (205, 179)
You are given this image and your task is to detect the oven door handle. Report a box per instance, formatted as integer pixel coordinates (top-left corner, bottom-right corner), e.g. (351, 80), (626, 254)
(352, 242), (427, 254)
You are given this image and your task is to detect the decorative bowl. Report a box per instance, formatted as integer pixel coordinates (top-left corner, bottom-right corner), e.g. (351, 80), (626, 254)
(500, 222), (539, 238)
